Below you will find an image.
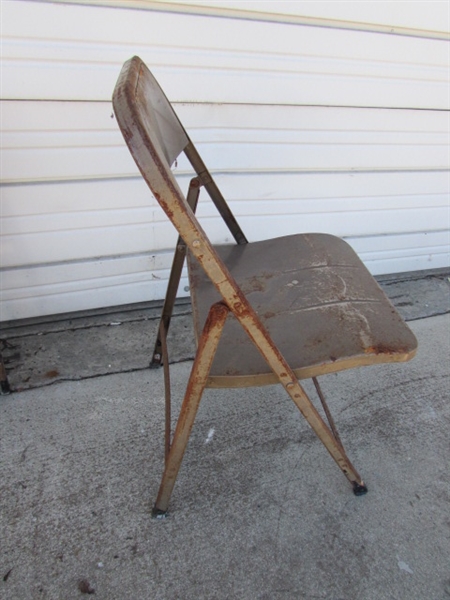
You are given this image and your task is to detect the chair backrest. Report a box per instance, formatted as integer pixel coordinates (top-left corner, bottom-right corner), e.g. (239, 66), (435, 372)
(113, 56), (251, 316)
(114, 56), (246, 246)
(133, 63), (189, 169)
(113, 56), (327, 427)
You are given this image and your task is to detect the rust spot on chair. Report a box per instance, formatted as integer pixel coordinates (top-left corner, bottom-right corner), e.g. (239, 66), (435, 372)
(365, 343), (408, 355)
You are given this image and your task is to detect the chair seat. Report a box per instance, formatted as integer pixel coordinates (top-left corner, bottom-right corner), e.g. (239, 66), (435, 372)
(187, 233), (417, 388)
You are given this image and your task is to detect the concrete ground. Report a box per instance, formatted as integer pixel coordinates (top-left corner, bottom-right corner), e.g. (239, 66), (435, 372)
(1, 271), (449, 599)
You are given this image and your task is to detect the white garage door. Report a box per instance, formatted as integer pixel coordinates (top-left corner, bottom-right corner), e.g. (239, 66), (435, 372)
(1, 0), (449, 321)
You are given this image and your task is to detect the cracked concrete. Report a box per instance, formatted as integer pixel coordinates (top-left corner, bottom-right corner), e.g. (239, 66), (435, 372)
(0, 300), (194, 392)
(0, 311), (449, 599)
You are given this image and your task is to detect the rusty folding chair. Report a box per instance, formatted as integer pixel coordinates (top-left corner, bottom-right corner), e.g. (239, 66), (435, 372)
(112, 56), (417, 517)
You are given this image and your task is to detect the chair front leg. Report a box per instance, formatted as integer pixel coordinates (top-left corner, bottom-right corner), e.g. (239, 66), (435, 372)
(152, 302), (229, 517)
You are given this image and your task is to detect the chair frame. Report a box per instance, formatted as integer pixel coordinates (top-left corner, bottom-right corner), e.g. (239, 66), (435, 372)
(112, 56), (416, 516)
(150, 175), (363, 517)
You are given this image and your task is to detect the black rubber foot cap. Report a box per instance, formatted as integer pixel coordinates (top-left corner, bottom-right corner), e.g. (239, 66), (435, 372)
(1, 380), (11, 395)
(151, 506), (168, 520)
(353, 481), (368, 496)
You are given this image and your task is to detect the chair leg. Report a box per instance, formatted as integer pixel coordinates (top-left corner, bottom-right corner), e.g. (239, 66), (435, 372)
(0, 352), (11, 395)
(159, 320), (171, 462)
(287, 383), (367, 496)
(152, 302), (229, 518)
(223, 305), (367, 496)
(150, 177), (201, 367)
(311, 377), (367, 495)
(312, 377), (343, 448)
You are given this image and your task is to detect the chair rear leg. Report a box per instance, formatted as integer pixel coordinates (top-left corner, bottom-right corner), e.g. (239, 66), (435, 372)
(226, 307), (367, 495)
(152, 302), (229, 517)
(312, 376), (367, 496)
(151, 177), (201, 367)
(287, 383), (368, 496)
(312, 377), (343, 448)
(159, 320), (171, 462)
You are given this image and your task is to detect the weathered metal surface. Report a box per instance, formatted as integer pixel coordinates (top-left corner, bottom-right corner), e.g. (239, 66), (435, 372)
(113, 56), (417, 512)
(184, 142), (248, 245)
(159, 320), (171, 463)
(153, 302), (229, 516)
(151, 177), (201, 368)
(187, 234), (418, 387)
(312, 376), (343, 448)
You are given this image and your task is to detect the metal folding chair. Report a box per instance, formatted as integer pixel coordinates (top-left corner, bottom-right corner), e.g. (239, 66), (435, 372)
(112, 56), (417, 517)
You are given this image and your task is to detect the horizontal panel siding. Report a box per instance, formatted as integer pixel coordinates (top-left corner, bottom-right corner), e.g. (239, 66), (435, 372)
(179, 0), (449, 34)
(351, 231), (450, 269)
(2, 101), (448, 265)
(2, 1), (449, 109)
(44, 0), (450, 37)
(0, 254), (186, 322)
(1, 0), (449, 321)
(3, 102), (449, 183)
(3, 181), (448, 267)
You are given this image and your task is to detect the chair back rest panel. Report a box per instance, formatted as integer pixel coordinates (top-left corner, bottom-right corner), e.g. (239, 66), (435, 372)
(135, 62), (189, 168)
(113, 57), (304, 395)
(119, 57), (247, 246)
(113, 57), (244, 307)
